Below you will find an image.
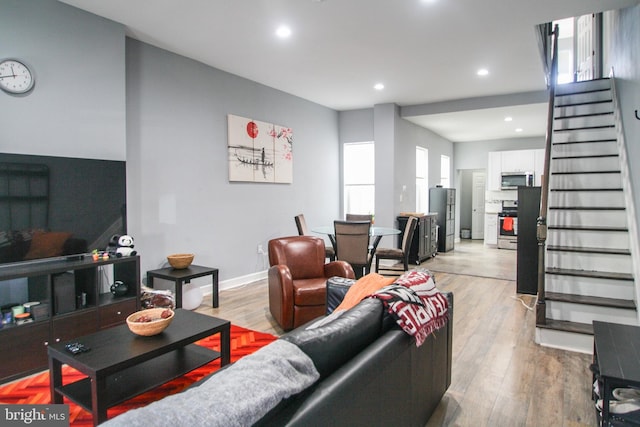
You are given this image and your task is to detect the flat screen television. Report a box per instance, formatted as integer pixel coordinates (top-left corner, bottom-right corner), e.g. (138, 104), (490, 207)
(0, 153), (127, 267)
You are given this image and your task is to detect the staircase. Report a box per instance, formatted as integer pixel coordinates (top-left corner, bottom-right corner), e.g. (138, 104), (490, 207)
(535, 78), (638, 353)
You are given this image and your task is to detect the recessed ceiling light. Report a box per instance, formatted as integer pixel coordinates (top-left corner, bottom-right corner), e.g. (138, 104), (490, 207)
(515, 128), (523, 133)
(477, 68), (489, 76)
(504, 117), (513, 122)
(374, 83), (385, 90)
(276, 25), (292, 38)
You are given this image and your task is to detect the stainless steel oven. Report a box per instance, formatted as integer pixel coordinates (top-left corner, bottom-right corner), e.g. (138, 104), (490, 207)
(497, 200), (518, 250)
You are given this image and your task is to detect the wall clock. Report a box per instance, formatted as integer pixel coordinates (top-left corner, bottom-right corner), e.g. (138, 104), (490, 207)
(0, 59), (35, 94)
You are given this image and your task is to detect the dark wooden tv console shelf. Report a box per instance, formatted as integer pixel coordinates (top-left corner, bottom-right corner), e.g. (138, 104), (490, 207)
(0, 255), (141, 384)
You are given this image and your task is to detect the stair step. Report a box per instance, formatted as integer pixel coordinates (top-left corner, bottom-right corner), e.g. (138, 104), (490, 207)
(537, 319), (593, 335)
(548, 225), (628, 232)
(548, 189), (625, 209)
(547, 228), (630, 250)
(550, 172), (622, 190)
(552, 127), (617, 143)
(554, 102), (613, 118)
(551, 153), (618, 160)
(546, 250), (632, 274)
(547, 208), (627, 228)
(546, 267), (634, 281)
(555, 79), (611, 95)
(547, 245), (631, 255)
(550, 156), (620, 173)
(549, 206), (625, 210)
(546, 271), (635, 300)
(555, 91), (612, 106)
(546, 291), (636, 309)
(554, 114), (614, 130)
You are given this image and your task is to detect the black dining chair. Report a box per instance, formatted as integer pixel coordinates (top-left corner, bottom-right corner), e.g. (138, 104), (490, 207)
(294, 214), (335, 261)
(334, 220), (372, 279)
(375, 215), (418, 275)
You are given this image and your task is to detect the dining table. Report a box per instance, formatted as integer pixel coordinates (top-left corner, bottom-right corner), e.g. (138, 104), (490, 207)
(311, 225), (401, 260)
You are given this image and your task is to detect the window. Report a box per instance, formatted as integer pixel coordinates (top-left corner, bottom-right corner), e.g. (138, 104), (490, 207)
(440, 155), (450, 188)
(344, 142), (375, 216)
(416, 147), (428, 213)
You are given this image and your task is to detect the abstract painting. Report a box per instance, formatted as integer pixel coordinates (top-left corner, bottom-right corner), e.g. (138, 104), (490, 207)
(227, 114), (293, 183)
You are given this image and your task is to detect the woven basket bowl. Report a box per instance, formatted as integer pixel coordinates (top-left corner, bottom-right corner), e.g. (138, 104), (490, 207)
(126, 308), (174, 336)
(167, 253), (194, 269)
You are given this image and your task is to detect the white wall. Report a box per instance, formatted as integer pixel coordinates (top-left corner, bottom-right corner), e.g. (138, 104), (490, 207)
(453, 136), (545, 171)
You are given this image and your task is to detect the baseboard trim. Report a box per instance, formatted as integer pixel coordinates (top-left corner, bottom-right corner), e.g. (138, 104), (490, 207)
(199, 270), (268, 296)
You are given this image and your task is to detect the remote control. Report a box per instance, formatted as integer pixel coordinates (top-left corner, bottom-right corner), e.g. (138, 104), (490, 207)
(65, 342), (90, 354)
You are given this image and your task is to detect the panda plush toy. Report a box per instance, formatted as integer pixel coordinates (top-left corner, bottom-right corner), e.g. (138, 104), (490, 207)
(115, 235), (137, 257)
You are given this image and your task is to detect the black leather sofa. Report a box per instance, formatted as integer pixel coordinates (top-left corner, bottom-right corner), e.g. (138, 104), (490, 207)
(105, 290), (453, 427)
(256, 292), (453, 426)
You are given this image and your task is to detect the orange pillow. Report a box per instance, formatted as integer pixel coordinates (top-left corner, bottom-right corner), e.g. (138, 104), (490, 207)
(334, 273), (395, 312)
(24, 231), (72, 260)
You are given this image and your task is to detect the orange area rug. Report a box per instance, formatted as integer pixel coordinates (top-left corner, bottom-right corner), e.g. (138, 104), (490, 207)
(0, 325), (276, 426)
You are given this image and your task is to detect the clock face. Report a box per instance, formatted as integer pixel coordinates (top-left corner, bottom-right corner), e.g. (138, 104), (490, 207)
(0, 59), (35, 94)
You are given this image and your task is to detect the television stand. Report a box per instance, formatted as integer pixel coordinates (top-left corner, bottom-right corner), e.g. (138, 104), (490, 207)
(0, 256), (141, 384)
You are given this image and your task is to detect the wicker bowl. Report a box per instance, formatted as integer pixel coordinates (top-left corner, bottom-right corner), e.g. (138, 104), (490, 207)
(167, 253), (194, 269)
(126, 308), (174, 336)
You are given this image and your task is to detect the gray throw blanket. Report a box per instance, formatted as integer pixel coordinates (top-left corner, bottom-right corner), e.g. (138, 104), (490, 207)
(102, 339), (319, 427)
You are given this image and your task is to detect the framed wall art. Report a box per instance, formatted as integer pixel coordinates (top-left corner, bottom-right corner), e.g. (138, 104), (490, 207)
(227, 114), (293, 183)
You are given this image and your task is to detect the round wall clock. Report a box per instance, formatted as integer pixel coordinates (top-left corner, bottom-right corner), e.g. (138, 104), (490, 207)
(0, 59), (35, 94)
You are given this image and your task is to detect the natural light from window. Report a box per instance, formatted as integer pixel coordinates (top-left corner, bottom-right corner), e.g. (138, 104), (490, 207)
(416, 147), (428, 213)
(344, 142), (375, 217)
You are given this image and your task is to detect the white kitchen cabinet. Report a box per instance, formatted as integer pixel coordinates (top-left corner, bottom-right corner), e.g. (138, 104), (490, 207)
(501, 150), (535, 173)
(487, 151), (502, 191)
(484, 213), (498, 246)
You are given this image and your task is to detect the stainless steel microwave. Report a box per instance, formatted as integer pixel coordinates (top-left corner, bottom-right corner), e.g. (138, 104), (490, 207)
(501, 172), (534, 190)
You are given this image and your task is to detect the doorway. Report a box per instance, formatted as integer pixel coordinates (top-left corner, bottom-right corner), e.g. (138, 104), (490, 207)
(458, 169), (486, 241)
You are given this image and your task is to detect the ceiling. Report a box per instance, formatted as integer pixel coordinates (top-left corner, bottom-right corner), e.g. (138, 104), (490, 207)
(58, 0), (640, 142)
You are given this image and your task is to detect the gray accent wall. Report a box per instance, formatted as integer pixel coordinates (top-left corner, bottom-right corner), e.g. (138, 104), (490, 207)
(0, 0), (126, 161)
(125, 39), (341, 279)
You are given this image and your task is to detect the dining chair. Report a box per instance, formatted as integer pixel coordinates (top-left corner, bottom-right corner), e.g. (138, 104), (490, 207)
(294, 214), (335, 261)
(345, 213), (373, 223)
(333, 220), (372, 279)
(375, 215), (418, 275)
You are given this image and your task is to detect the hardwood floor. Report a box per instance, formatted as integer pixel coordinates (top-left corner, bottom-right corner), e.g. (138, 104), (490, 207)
(196, 240), (596, 427)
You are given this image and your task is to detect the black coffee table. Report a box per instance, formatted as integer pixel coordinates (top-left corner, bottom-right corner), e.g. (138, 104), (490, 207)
(48, 309), (230, 426)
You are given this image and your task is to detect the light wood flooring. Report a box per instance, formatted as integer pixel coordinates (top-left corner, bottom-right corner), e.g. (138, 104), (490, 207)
(196, 240), (596, 427)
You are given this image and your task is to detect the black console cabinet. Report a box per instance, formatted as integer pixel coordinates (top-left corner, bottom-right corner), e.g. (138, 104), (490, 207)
(0, 255), (140, 383)
(517, 186), (541, 295)
(397, 214), (438, 264)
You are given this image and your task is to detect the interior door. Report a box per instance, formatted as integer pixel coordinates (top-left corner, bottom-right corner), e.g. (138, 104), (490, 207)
(576, 14), (595, 81)
(471, 171), (486, 239)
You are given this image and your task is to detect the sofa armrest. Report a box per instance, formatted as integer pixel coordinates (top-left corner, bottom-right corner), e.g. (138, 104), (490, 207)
(325, 276), (356, 314)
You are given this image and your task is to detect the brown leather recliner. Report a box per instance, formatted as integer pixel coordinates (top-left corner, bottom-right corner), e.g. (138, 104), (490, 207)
(268, 236), (355, 331)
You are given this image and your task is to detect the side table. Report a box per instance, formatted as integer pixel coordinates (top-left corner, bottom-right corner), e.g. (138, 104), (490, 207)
(147, 265), (219, 309)
(592, 321), (640, 426)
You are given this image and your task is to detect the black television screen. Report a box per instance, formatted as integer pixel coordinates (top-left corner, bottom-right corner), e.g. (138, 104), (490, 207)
(0, 153), (126, 266)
